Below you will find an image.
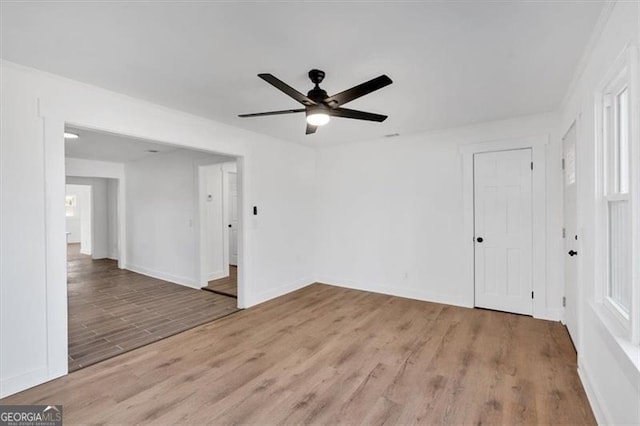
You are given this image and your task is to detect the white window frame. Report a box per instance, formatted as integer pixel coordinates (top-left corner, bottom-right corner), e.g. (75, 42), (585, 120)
(604, 70), (632, 324)
(595, 45), (640, 345)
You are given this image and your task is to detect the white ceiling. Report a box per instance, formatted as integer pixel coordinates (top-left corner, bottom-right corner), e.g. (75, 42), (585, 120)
(65, 126), (236, 163)
(65, 126), (235, 164)
(2, 2), (603, 146)
(64, 126), (180, 162)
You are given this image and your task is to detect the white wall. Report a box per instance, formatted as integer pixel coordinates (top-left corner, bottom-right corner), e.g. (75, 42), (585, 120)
(77, 185), (92, 255)
(558, 1), (640, 424)
(107, 179), (118, 260)
(125, 150), (229, 288)
(0, 61), (317, 397)
(66, 157), (125, 180)
(66, 177), (116, 260)
(314, 112), (561, 317)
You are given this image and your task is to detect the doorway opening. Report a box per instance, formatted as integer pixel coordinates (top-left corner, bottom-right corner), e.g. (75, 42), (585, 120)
(65, 183), (93, 256)
(64, 125), (244, 372)
(201, 163), (239, 298)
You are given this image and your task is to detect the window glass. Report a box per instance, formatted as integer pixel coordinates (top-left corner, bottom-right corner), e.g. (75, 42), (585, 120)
(608, 200), (631, 315)
(65, 195), (76, 217)
(617, 88), (629, 194)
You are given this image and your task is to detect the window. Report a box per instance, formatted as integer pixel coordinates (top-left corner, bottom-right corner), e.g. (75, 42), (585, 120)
(596, 45), (640, 350)
(65, 195), (77, 217)
(601, 64), (632, 321)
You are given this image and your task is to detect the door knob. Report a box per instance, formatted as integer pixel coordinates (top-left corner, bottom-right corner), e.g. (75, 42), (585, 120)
(476, 237), (484, 243)
(228, 224), (232, 228)
(568, 250), (578, 256)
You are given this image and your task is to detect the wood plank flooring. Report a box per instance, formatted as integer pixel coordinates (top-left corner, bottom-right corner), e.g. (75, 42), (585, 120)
(3, 283), (595, 425)
(66, 244), (239, 372)
(203, 265), (237, 297)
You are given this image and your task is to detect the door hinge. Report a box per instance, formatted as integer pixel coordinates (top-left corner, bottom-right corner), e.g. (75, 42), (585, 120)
(562, 227), (566, 238)
(530, 162), (533, 170)
(531, 291), (534, 299)
(562, 296), (566, 307)
(562, 158), (565, 170)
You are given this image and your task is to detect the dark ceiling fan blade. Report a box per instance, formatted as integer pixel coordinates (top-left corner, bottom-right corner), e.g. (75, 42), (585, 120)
(306, 122), (318, 135)
(324, 75), (392, 107)
(258, 74), (317, 106)
(238, 108), (306, 118)
(331, 107), (388, 122)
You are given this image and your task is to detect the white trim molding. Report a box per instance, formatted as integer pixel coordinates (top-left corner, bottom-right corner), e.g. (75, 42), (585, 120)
(459, 135), (552, 320)
(577, 364), (610, 425)
(126, 263), (201, 289)
(560, 0), (617, 110)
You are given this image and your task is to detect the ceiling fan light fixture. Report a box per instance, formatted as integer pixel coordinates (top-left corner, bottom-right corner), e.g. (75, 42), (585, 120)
(306, 112), (330, 126)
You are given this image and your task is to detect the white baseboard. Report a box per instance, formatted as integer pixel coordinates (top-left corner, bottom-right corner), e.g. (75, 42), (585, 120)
(536, 308), (563, 322)
(0, 366), (49, 399)
(578, 362), (610, 425)
(317, 276), (564, 322)
(126, 263), (200, 289)
(207, 270), (226, 282)
(91, 251), (109, 260)
(244, 277), (314, 308)
(316, 276), (474, 309)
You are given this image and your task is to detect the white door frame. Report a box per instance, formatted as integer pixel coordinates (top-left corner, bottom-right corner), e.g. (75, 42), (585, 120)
(197, 163), (222, 286)
(224, 167), (238, 267)
(196, 161), (238, 286)
(41, 117), (247, 383)
(66, 175), (125, 268)
(460, 135), (549, 319)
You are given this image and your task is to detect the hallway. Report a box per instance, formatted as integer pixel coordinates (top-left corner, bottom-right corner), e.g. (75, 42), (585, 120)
(203, 266), (238, 298)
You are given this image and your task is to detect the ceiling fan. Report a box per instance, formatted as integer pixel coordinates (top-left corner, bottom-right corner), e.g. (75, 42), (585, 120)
(238, 69), (393, 135)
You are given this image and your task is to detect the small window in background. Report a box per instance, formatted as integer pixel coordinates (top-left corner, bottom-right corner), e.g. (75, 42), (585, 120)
(65, 195), (76, 217)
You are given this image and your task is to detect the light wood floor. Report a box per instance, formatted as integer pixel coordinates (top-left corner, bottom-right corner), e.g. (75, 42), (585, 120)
(67, 244), (239, 372)
(203, 265), (237, 297)
(3, 283), (595, 425)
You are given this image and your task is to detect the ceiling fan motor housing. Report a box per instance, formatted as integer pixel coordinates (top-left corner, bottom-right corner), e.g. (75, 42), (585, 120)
(308, 69), (325, 85)
(307, 69), (328, 102)
(307, 87), (328, 102)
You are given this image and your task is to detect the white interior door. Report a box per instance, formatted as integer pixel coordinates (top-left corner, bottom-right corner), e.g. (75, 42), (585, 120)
(474, 149), (533, 315)
(228, 172), (238, 266)
(563, 125), (579, 345)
